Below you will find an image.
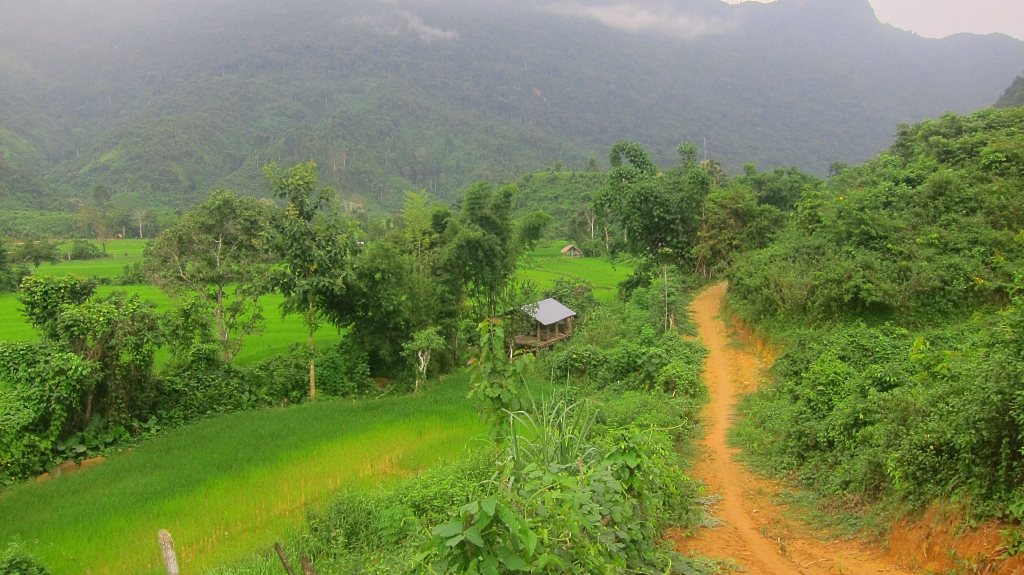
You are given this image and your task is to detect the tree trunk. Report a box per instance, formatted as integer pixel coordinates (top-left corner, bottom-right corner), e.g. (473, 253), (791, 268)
(308, 300), (317, 401)
(216, 286), (230, 362)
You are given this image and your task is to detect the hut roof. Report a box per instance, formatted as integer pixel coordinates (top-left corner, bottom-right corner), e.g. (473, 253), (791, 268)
(523, 298), (576, 326)
(560, 244), (579, 253)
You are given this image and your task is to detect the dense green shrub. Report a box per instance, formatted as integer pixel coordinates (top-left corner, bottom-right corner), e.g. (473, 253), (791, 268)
(545, 288), (705, 396)
(242, 345), (374, 407)
(541, 276), (598, 319)
(113, 262), (148, 285)
(56, 291), (162, 425)
(305, 451), (494, 571)
(419, 400), (706, 574)
(736, 290), (1024, 509)
(68, 240), (106, 261)
(0, 343), (97, 482)
(17, 276), (97, 340)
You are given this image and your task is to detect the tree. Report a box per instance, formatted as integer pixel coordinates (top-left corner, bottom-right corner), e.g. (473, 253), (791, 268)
(133, 209), (147, 238)
(266, 161), (357, 400)
(57, 291), (162, 425)
(75, 203), (114, 254)
(148, 189), (274, 362)
(109, 208), (133, 239)
(403, 326), (446, 393)
(10, 240), (60, 268)
(400, 192), (443, 333)
(0, 240), (15, 293)
(596, 141), (710, 275)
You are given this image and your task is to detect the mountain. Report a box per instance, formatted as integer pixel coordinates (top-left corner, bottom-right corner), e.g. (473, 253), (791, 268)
(0, 0), (1022, 212)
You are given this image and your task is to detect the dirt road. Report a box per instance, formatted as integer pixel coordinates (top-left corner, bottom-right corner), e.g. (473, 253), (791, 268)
(672, 283), (914, 575)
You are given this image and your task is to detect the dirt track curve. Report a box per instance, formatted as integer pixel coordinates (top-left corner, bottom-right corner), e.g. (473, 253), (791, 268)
(671, 283), (915, 575)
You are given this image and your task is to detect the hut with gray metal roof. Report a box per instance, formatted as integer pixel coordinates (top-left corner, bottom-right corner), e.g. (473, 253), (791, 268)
(513, 298), (577, 350)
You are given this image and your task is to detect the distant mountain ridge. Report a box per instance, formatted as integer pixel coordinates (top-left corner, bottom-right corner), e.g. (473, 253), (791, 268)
(0, 0), (1022, 212)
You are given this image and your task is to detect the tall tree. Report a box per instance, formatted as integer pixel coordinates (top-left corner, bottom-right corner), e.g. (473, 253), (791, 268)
(266, 161), (357, 400)
(596, 141), (712, 277)
(148, 189), (274, 362)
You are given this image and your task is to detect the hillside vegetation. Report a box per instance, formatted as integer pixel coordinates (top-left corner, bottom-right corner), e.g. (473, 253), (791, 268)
(1, 0), (1022, 212)
(729, 106), (1024, 514)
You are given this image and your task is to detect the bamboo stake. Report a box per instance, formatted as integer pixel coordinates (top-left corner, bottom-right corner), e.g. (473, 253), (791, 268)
(274, 543), (297, 575)
(158, 530), (180, 575)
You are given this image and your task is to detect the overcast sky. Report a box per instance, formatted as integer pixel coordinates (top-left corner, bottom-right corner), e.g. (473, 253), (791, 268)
(724, 0), (1024, 41)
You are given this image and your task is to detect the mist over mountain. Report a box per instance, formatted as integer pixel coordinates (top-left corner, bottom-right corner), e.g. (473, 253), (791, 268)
(1, 0), (1022, 211)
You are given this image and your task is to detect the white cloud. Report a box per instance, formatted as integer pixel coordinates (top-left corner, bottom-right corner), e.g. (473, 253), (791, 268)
(542, 1), (738, 40)
(400, 11), (458, 41)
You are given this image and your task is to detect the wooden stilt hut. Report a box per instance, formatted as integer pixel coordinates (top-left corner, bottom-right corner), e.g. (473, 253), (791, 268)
(513, 298), (577, 350)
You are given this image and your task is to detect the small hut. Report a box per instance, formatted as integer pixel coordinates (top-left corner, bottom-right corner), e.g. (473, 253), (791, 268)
(513, 298), (577, 350)
(560, 244), (582, 258)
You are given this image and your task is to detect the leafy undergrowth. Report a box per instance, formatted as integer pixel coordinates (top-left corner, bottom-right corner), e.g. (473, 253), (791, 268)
(0, 375), (482, 575)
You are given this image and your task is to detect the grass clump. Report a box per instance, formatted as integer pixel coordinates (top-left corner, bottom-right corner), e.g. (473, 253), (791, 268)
(0, 542), (49, 575)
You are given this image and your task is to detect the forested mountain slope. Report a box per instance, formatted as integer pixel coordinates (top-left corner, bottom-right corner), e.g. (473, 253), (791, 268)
(997, 75), (1024, 108)
(1, 0), (1022, 211)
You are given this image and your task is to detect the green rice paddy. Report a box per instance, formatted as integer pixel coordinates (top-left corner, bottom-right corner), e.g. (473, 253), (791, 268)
(517, 241), (633, 301)
(0, 375), (483, 575)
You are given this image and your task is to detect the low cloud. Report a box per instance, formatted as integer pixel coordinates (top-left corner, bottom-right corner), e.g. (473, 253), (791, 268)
(542, 1), (738, 40)
(400, 11), (458, 41)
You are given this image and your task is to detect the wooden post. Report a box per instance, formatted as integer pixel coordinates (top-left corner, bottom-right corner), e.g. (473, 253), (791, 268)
(300, 557), (318, 575)
(158, 530), (179, 575)
(275, 543), (297, 575)
(568, 316), (573, 336)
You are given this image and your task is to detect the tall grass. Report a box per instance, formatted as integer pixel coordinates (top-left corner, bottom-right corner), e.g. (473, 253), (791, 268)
(0, 375), (484, 575)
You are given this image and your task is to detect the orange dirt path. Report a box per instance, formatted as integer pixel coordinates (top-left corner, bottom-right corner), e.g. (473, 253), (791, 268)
(671, 283), (916, 575)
